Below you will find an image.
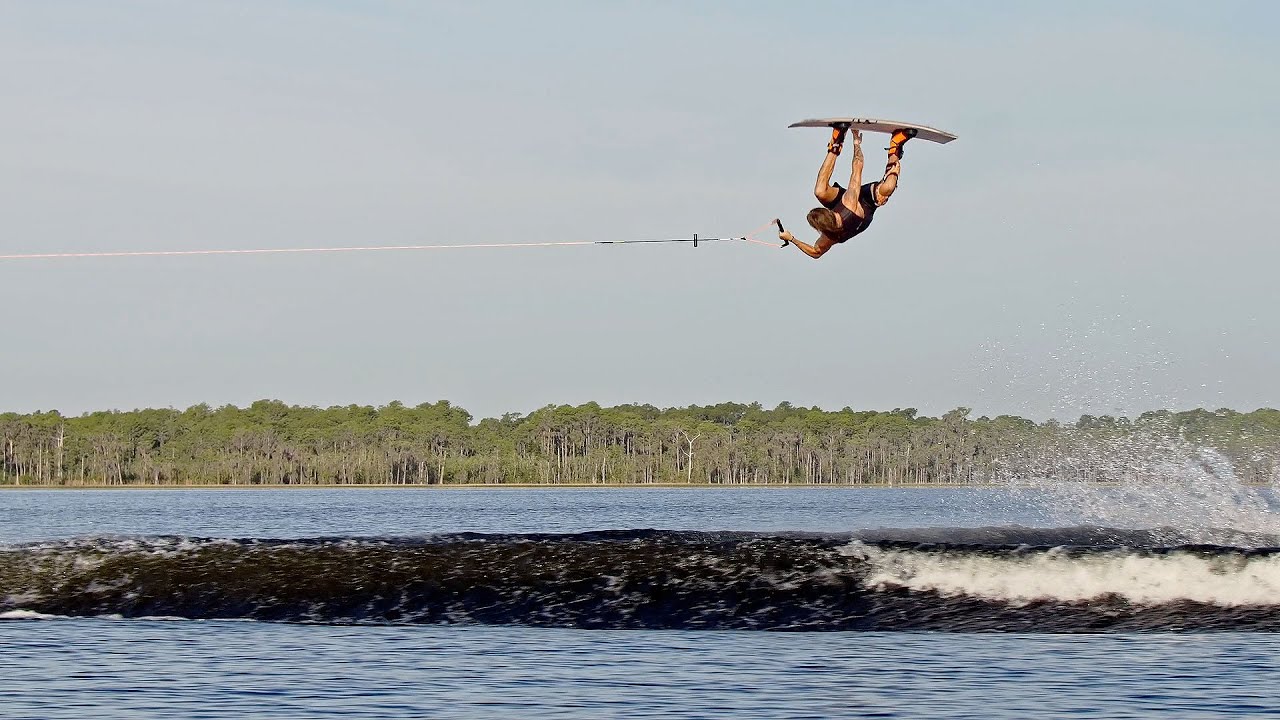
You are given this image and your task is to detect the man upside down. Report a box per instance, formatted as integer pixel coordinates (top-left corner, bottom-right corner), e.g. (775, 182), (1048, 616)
(778, 126), (913, 259)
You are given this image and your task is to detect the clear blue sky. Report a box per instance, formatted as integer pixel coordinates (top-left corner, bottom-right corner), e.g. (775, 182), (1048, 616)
(1, 1), (1276, 420)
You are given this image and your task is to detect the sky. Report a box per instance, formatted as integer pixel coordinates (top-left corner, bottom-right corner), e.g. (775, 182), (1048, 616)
(1, 0), (1277, 422)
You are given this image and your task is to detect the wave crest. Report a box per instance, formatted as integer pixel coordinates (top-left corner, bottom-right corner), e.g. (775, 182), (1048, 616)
(4, 530), (1280, 631)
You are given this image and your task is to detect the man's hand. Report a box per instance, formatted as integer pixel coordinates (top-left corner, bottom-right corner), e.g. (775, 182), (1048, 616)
(851, 130), (864, 164)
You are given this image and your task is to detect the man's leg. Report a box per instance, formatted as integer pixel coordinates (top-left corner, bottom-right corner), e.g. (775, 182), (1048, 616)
(813, 126), (847, 206)
(874, 129), (913, 206)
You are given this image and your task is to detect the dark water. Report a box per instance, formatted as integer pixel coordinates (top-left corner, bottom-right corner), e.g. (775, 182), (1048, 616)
(3, 487), (1280, 718)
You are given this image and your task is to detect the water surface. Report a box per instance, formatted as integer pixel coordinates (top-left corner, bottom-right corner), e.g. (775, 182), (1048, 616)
(3, 487), (1277, 718)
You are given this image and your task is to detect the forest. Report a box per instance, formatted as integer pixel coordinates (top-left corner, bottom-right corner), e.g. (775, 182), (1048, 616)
(1, 401), (1277, 487)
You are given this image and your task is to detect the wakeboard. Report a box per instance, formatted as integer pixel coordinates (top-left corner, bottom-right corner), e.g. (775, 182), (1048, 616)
(788, 118), (957, 144)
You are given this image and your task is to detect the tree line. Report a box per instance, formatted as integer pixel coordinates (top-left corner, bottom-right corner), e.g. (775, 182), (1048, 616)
(1, 401), (1277, 487)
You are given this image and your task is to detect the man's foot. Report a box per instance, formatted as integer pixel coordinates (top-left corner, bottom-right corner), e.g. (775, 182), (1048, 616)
(887, 128), (914, 157)
(828, 126), (847, 155)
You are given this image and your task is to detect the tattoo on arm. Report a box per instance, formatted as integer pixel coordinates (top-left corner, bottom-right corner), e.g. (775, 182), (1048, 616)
(850, 145), (864, 189)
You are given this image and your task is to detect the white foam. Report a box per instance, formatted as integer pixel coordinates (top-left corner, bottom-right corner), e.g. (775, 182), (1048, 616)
(0, 609), (65, 620)
(843, 542), (1280, 607)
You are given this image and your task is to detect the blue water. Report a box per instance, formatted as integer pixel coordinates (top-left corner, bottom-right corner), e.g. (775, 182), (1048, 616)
(0, 486), (1031, 542)
(3, 488), (1278, 718)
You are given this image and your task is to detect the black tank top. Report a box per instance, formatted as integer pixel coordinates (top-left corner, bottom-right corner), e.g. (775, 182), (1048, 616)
(821, 182), (877, 242)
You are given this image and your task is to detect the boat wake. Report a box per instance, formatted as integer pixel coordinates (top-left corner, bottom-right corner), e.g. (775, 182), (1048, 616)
(4, 528), (1280, 631)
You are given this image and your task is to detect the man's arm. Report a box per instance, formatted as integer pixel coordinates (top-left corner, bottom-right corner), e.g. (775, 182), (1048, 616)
(848, 130), (864, 190)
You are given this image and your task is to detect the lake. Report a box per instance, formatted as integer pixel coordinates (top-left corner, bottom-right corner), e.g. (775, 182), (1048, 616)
(2, 487), (1278, 718)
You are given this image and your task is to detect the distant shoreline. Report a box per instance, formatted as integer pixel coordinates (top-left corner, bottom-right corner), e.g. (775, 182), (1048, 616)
(4, 403), (1275, 488)
(0, 481), (974, 491)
